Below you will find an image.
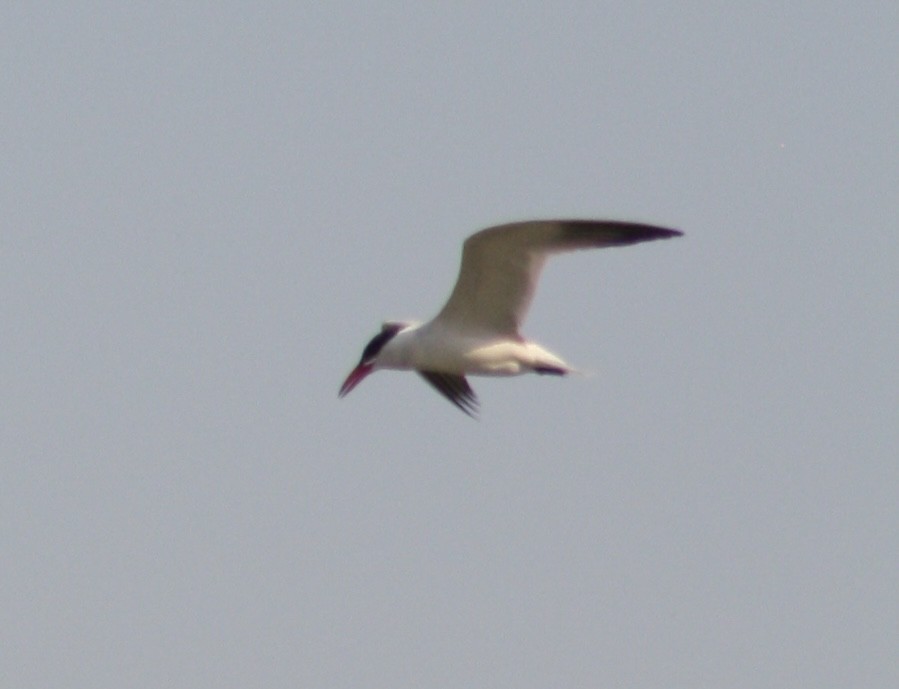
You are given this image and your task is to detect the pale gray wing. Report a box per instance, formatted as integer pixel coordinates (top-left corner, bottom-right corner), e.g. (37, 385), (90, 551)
(432, 220), (682, 335)
(417, 371), (479, 418)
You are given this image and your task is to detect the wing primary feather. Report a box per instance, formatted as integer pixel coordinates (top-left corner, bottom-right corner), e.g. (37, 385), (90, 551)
(554, 220), (682, 247)
(417, 371), (479, 418)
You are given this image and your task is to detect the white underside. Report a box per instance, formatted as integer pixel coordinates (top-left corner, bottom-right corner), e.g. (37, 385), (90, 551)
(374, 322), (571, 376)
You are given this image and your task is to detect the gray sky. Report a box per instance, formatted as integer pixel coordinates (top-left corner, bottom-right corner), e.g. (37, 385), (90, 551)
(3, 3), (897, 688)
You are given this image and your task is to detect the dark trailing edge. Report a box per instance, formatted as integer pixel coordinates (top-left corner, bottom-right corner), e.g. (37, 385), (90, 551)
(417, 371), (479, 418)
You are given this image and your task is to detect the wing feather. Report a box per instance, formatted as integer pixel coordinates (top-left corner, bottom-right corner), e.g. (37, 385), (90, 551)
(432, 220), (682, 335)
(417, 371), (479, 418)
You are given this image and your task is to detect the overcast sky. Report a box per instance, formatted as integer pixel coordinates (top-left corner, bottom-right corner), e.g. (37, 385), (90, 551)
(3, 3), (897, 688)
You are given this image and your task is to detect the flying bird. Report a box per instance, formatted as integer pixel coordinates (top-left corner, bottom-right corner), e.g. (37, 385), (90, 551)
(339, 219), (682, 417)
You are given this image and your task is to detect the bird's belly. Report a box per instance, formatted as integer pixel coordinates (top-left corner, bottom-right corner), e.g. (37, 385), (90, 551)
(463, 342), (532, 375)
(416, 338), (544, 376)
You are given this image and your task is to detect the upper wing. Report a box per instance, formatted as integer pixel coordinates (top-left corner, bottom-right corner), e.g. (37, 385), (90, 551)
(432, 220), (682, 335)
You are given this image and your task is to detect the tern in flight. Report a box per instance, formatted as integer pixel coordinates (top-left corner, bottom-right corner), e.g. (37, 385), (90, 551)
(339, 219), (682, 417)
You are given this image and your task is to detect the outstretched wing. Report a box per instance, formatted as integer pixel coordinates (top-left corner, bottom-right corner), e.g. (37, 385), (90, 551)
(417, 371), (479, 418)
(432, 220), (682, 336)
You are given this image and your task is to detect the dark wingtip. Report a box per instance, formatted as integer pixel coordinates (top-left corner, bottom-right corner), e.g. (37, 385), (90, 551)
(626, 224), (684, 241)
(417, 371), (480, 419)
(555, 220), (683, 247)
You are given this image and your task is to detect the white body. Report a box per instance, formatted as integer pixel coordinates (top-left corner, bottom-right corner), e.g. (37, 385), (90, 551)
(340, 219), (682, 415)
(375, 321), (570, 376)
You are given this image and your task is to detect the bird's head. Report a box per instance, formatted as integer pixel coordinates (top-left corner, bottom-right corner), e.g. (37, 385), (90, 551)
(338, 321), (412, 398)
